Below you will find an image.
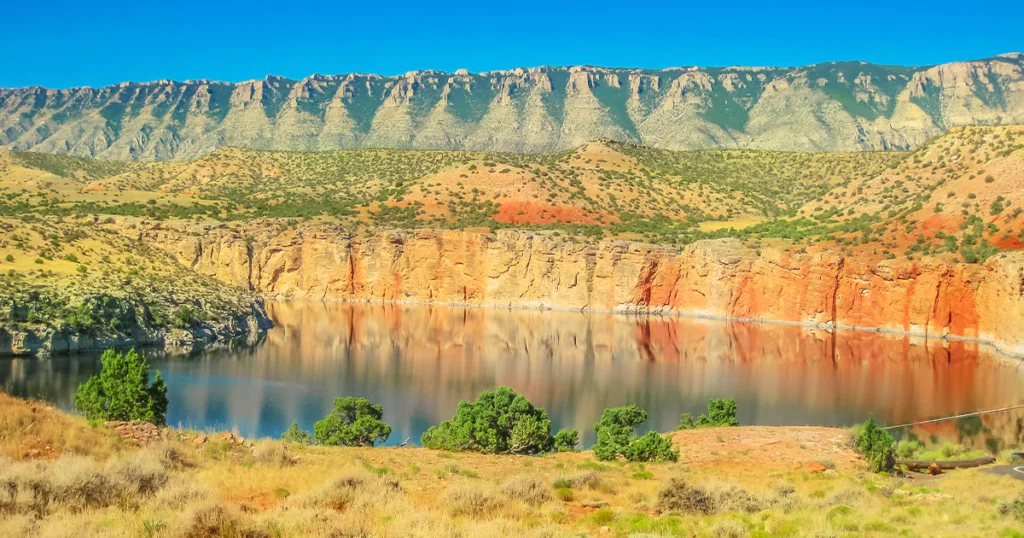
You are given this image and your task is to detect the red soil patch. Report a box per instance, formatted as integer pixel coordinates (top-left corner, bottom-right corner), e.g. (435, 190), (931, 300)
(994, 236), (1024, 250)
(493, 201), (614, 225)
(919, 213), (959, 235)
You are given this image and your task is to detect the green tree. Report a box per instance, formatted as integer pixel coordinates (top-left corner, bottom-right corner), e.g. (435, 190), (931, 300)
(592, 405), (649, 461)
(700, 398), (739, 427)
(281, 421), (313, 445)
(679, 399), (739, 429)
(74, 348), (168, 425)
(553, 428), (580, 452)
(314, 397), (392, 447)
(421, 387), (553, 454)
(624, 431), (679, 462)
(854, 417), (896, 472)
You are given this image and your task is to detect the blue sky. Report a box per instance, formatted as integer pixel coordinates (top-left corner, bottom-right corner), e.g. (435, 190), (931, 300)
(3, 0), (1022, 89)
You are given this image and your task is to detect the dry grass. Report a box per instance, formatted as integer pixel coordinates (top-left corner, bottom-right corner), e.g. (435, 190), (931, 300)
(1, 394), (1024, 536)
(0, 392), (120, 461)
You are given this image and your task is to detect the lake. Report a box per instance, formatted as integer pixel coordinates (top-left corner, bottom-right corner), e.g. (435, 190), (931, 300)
(3, 301), (1024, 448)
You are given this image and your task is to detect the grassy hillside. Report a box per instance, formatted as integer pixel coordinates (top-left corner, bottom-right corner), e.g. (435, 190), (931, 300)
(0, 214), (266, 356)
(1, 393), (1023, 537)
(2, 125), (1023, 263)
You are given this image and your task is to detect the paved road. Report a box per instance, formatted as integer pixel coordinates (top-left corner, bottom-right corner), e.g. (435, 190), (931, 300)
(983, 465), (1024, 480)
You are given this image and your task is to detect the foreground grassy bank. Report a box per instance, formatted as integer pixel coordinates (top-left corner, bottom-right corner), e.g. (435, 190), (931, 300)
(2, 393), (1024, 538)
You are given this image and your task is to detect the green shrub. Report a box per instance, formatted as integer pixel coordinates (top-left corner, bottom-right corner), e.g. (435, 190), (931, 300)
(313, 397), (392, 447)
(593, 405), (678, 462)
(421, 387), (553, 455)
(704, 395), (737, 426)
(174, 306), (195, 328)
(624, 431), (679, 462)
(554, 487), (574, 502)
(74, 348), (168, 425)
(593, 405), (648, 461)
(679, 399), (739, 429)
(281, 421), (312, 445)
(553, 428), (579, 452)
(853, 417), (895, 472)
(700, 398), (739, 427)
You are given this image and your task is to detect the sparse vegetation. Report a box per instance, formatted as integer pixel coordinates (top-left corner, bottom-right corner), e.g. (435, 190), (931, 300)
(1, 391), (1022, 537)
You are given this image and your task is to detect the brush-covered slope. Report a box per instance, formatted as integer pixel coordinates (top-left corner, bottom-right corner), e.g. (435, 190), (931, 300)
(2, 54), (1023, 160)
(2, 125), (1022, 259)
(4, 127), (1024, 355)
(0, 211), (270, 357)
(0, 138), (901, 239)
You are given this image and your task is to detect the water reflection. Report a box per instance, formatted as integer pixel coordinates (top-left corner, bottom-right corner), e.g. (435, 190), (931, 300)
(2, 301), (1023, 447)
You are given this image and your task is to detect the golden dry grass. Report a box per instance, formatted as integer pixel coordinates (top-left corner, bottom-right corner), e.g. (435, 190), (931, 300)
(1, 393), (1024, 537)
(0, 392), (120, 461)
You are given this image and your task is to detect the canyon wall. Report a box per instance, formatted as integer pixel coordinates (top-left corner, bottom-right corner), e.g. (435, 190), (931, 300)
(134, 223), (1024, 357)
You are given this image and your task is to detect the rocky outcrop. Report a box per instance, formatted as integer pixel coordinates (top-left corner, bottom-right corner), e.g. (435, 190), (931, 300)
(2, 55), (1023, 159)
(135, 222), (1024, 357)
(0, 293), (271, 358)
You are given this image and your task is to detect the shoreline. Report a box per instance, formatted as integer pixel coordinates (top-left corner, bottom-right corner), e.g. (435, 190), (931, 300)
(5, 293), (1020, 361)
(267, 295), (1024, 360)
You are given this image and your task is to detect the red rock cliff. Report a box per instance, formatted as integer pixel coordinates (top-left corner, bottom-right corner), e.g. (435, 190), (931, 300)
(134, 223), (1024, 357)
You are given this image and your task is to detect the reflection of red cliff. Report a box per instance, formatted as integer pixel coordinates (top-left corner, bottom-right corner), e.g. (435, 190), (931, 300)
(139, 224), (1024, 356)
(256, 301), (1023, 441)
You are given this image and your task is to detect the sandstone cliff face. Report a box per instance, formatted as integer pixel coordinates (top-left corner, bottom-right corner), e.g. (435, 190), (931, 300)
(2, 56), (1022, 159)
(133, 223), (1024, 357)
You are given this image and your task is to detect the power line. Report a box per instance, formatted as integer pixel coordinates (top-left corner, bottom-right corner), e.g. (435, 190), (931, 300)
(881, 403), (1024, 430)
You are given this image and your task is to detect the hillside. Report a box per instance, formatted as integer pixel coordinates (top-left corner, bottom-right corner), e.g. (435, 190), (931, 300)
(3, 126), (1024, 356)
(2, 54), (1023, 160)
(3, 126), (1023, 261)
(0, 212), (270, 357)
(2, 392), (1024, 537)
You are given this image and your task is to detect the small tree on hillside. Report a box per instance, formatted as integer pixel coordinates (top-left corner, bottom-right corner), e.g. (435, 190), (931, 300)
(314, 397), (392, 447)
(421, 386), (553, 454)
(702, 398), (739, 426)
(74, 348), (168, 425)
(593, 405), (648, 461)
(854, 417), (896, 472)
(281, 421), (313, 445)
(593, 405), (677, 462)
(553, 428), (580, 452)
(624, 431), (679, 463)
(679, 398), (739, 430)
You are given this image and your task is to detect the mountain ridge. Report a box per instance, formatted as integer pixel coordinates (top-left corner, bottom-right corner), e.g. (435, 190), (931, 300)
(2, 54), (1023, 160)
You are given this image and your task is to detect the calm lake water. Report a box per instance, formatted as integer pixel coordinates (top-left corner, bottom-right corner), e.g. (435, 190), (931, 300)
(3, 301), (1024, 448)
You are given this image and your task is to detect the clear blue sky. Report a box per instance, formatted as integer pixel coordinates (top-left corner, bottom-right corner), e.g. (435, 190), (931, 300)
(3, 0), (1022, 89)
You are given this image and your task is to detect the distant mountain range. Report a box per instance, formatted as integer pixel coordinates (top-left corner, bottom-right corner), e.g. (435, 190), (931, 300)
(1, 53), (1022, 160)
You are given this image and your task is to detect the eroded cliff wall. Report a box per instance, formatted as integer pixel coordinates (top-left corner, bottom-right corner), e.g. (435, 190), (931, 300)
(134, 223), (1024, 356)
